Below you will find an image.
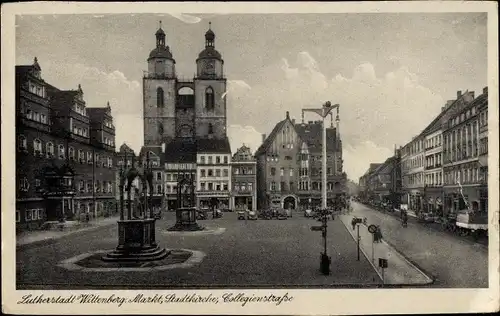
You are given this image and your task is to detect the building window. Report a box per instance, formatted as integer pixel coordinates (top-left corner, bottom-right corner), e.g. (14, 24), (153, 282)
(216, 156), (221, 164)
(156, 172), (162, 181)
(18, 135), (27, 151)
(200, 183), (206, 191)
(33, 138), (42, 155)
(208, 156), (213, 164)
(223, 183), (228, 191)
(216, 169), (221, 177)
(18, 177), (29, 192)
(270, 182), (276, 191)
(270, 168), (276, 176)
(157, 87), (164, 107)
(223, 169), (229, 177)
(208, 169), (213, 177)
(208, 123), (214, 135)
(87, 151), (93, 164)
(205, 87), (214, 110)
(224, 156), (228, 164)
(280, 168), (284, 177)
(280, 181), (286, 191)
(86, 181), (92, 193)
(289, 169), (294, 177)
(208, 183), (213, 191)
(156, 184), (162, 194)
(200, 156), (206, 164)
(58, 144), (65, 159)
(201, 169), (206, 177)
(40, 114), (47, 124)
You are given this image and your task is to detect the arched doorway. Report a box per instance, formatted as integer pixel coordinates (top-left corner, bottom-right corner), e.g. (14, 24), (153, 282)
(282, 195), (297, 210)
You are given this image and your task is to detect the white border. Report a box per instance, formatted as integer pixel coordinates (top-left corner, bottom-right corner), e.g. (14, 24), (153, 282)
(2, 2), (499, 315)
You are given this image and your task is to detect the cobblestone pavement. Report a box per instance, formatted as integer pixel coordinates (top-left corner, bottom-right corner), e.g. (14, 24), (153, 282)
(17, 212), (381, 289)
(350, 202), (488, 288)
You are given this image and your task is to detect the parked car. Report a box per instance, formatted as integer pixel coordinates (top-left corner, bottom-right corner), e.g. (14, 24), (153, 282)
(197, 209), (208, 220)
(277, 209), (288, 220)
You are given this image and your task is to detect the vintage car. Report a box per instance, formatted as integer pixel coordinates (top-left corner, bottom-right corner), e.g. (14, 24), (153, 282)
(277, 209), (288, 220)
(197, 209), (208, 220)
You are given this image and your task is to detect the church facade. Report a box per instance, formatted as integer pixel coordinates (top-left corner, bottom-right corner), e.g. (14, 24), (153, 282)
(142, 23), (231, 210)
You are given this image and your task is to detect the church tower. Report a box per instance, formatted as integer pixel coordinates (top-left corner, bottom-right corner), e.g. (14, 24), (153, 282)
(143, 21), (177, 147)
(194, 23), (227, 139)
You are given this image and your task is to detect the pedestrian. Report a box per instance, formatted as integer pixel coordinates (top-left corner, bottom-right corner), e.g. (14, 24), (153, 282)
(375, 226), (383, 242)
(351, 217), (357, 230)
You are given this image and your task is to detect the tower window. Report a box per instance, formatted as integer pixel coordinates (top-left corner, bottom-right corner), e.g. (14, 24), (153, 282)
(205, 87), (214, 110)
(157, 87), (164, 107)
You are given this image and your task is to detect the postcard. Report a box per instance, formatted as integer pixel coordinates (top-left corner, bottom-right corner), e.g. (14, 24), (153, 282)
(2, 1), (499, 315)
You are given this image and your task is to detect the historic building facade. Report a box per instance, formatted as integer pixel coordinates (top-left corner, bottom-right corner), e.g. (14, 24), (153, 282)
(255, 111), (346, 210)
(442, 89), (487, 216)
(231, 145), (257, 211)
(196, 139), (232, 210)
(401, 134), (425, 214)
(16, 58), (116, 232)
(141, 23), (231, 210)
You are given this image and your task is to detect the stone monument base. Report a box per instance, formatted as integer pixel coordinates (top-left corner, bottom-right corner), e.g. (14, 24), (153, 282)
(102, 219), (169, 262)
(167, 207), (205, 232)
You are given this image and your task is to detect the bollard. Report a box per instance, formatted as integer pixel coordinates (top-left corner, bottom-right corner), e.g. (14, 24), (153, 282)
(320, 252), (331, 275)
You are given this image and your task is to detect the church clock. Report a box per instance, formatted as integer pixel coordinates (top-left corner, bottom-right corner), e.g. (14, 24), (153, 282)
(202, 60), (215, 75)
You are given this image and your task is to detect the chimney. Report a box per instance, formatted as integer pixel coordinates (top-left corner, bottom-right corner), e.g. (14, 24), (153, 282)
(483, 86), (488, 95)
(262, 134), (266, 144)
(457, 90), (462, 99)
(286, 111), (290, 119)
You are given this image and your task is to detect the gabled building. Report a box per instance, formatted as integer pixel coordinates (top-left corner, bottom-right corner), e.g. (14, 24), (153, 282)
(231, 145), (257, 211)
(255, 111), (346, 210)
(16, 57), (117, 232)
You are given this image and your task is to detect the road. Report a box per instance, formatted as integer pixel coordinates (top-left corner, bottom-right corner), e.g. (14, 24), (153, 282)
(17, 212), (380, 289)
(349, 201), (488, 288)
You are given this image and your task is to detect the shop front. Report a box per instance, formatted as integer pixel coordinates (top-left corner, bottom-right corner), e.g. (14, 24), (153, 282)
(233, 195), (254, 211)
(197, 193), (230, 211)
(424, 187), (443, 216)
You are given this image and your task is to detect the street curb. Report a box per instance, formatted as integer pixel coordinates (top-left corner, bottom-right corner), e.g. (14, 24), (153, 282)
(381, 238), (436, 285)
(338, 218), (384, 283)
(16, 219), (119, 251)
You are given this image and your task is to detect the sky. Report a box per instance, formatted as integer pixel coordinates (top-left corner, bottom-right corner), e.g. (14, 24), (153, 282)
(15, 13), (487, 181)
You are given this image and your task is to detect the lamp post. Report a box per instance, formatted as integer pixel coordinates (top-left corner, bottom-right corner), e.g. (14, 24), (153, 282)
(303, 101), (340, 275)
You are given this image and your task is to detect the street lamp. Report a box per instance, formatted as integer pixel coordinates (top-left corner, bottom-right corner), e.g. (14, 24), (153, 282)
(303, 101), (340, 275)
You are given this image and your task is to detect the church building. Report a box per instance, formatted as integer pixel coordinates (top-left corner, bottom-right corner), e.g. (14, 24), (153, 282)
(142, 22), (231, 210)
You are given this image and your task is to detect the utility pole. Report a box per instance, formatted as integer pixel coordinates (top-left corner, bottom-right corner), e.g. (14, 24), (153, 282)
(303, 101), (340, 276)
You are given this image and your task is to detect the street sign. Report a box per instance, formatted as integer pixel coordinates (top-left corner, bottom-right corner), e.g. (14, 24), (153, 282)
(354, 218), (363, 224)
(311, 226), (325, 232)
(378, 258), (388, 269)
(368, 224), (377, 234)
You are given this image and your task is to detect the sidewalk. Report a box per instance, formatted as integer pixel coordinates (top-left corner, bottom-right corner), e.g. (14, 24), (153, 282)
(339, 215), (433, 286)
(17, 216), (119, 249)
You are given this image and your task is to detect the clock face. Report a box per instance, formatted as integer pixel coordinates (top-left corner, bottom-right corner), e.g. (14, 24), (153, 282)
(203, 60), (215, 74)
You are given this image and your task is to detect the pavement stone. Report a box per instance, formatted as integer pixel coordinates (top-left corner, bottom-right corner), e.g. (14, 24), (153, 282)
(16, 216), (120, 250)
(16, 212), (381, 289)
(338, 215), (434, 285)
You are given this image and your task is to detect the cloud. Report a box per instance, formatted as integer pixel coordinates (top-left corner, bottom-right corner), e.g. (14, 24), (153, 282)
(226, 51), (444, 180)
(168, 13), (202, 24)
(31, 59), (143, 152)
(227, 125), (263, 155)
(343, 141), (394, 181)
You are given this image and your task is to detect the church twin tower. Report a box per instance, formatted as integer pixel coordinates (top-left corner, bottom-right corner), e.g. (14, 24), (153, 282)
(143, 22), (227, 147)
